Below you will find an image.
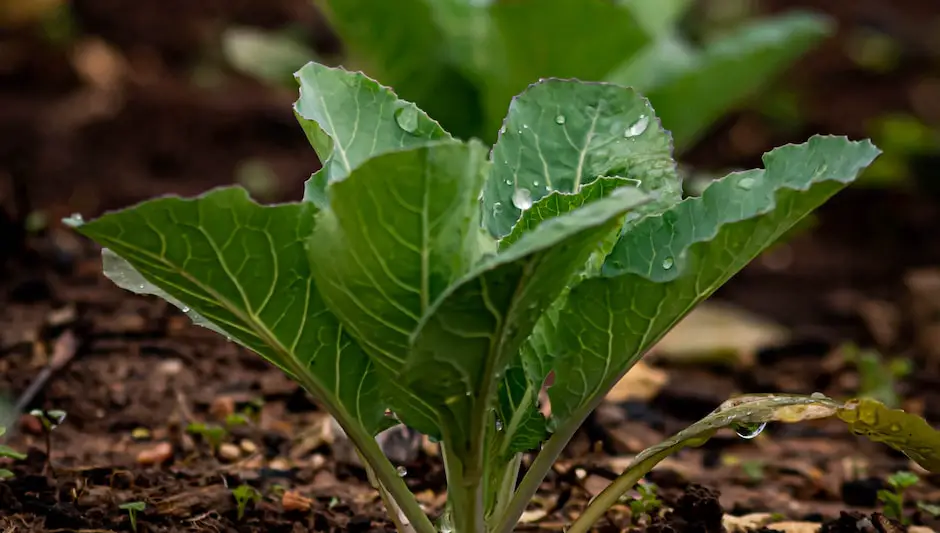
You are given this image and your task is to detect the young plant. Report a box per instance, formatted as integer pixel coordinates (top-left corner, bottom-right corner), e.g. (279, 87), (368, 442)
(626, 480), (662, 525)
(185, 422), (228, 453)
(69, 62), (884, 533)
(316, 0), (830, 147)
(0, 425), (26, 479)
(843, 344), (911, 408)
(119, 501), (146, 532)
(231, 484), (262, 521)
(29, 409), (65, 475)
(878, 471), (919, 523)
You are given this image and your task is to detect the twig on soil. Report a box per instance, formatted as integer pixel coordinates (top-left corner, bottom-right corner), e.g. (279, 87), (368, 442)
(2, 330), (79, 434)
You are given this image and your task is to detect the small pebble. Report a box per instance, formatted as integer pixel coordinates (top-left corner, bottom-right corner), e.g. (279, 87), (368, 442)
(137, 442), (173, 465)
(218, 443), (241, 462)
(239, 439), (258, 454)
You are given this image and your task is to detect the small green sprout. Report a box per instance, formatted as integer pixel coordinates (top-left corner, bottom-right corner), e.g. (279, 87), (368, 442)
(30, 409), (67, 430)
(232, 484), (262, 520)
(843, 345), (911, 408)
(185, 422), (228, 453)
(877, 470), (919, 523)
(224, 413), (250, 428)
(29, 409), (66, 475)
(119, 501), (146, 532)
(623, 480), (662, 525)
(740, 460), (766, 482)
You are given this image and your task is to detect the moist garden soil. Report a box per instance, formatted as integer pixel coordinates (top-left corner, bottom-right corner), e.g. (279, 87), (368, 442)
(2, 0), (940, 531)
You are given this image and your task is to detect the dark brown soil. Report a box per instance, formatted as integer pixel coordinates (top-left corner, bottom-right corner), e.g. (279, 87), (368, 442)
(2, 0), (940, 531)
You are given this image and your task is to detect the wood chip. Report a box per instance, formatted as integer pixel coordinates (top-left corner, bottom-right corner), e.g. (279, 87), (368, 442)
(282, 490), (313, 512)
(136, 442), (173, 465)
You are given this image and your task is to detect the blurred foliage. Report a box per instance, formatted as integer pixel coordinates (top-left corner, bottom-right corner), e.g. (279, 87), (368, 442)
(842, 344), (912, 409)
(311, 0), (831, 146)
(863, 114), (940, 188)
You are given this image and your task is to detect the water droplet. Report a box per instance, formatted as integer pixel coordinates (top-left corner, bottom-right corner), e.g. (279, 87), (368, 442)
(512, 188), (533, 210)
(624, 115), (650, 138)
(555, 115), (566, 125)
(810, 392), (827, 400)
(492, 202), (503, 217)
(396, 465), (407, 477)
(662, 257), (674, 270)
(495, 419), (503, 431)
(504, 179), (512, 186)
(733, 421), (766, 440)
(737, 176), (756, 190)
(522, 124), (529, 129)
(394, 104), (419, 134)
(533, 180), (540, 187)
(62, 213), (84, 227)
(499, 125), (506, 135)
(137, 284), (146, 290)
(181, 306), (191, 313)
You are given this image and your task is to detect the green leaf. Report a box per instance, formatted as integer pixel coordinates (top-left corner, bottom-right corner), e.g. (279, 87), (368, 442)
(621, 0), (693, 37)
(312, 0), (484, 140)
(567, 393), (844, 533)
(73, 188), (388, 436)
(0, 444), (25, 461)
(570, 393), (940, 533)
(637, 12), (832, 150)
(606, 35), (697, 94)
(838, 398), (940, 472)
(222, 26), (317, 86)
(548, 136), (879, 425)
(483, 79), (680, 238)
(493, 177), (639, 458)
(406, 186), (650, 457)
(0, 469), (12, 479)
(293, 63), (451, 207)
(481, 0), (651, 136)
(307, 141), (491, 436)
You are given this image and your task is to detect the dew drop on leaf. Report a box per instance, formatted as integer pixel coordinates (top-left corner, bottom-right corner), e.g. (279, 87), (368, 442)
(555, 115), (566, 125)
(810, 392), (826, 400)
(737, 177), (755, 190)
(393, 104), (419, 134)
(396, 465), (407, 477)
(492, 202), (503, 217)
(512, 188), (533, 210)
(624, 115), (650, 138)
(495, 418), (503, 431)
(733, 422), (766, 439)
(662, 257), (674, 270)
(181, 306), (190, 313)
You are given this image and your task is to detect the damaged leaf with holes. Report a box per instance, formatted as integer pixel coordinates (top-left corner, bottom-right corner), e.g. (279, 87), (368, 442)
(69, 62), (886, 533)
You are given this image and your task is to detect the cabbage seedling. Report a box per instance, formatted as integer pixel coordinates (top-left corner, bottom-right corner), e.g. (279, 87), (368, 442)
(69, 62), (890, 533)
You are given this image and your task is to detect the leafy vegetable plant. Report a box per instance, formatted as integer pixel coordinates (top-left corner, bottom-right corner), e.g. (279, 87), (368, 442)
(316, 0), (831, 148)
(69, 62), (888, 533)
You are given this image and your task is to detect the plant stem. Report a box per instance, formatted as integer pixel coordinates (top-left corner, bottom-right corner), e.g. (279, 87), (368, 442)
(295, 371), (435, 533)
(567, 444), (677, 533)
(442, 441), (484, 533)
(491, 392), (608, 533)
(487, 453), (522, 530)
